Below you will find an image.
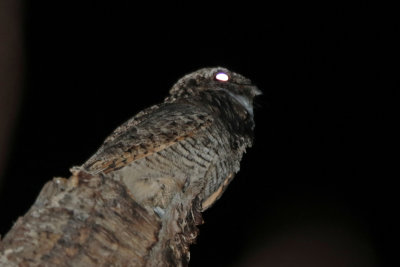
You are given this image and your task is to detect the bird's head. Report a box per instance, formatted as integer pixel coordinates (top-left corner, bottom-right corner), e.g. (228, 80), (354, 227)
(169, 67), (262, 118)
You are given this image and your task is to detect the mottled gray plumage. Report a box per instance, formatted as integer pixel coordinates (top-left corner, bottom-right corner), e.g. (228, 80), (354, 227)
(82, 67), (260, 212)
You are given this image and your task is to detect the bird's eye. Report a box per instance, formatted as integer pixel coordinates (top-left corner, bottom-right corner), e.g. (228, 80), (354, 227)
(215, 72), (229, 82)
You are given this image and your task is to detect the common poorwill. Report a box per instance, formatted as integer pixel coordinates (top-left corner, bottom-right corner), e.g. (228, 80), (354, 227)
(82, 67), (261, 212)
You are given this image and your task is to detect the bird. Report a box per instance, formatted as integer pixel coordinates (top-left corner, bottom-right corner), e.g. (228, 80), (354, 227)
(81, 67), (261, 214)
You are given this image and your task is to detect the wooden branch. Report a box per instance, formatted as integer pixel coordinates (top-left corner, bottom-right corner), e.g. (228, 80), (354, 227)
(0, 169), (203, 266)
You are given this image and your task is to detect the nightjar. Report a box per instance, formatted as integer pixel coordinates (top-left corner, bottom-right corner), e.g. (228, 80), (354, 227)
(82, 67), (261, 213)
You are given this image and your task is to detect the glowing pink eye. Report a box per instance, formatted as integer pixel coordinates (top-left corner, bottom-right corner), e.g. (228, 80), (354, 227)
(215, 72), (229, 82)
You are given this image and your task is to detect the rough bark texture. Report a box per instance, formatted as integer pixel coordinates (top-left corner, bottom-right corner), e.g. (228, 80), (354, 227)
(0, 169), (203, 266)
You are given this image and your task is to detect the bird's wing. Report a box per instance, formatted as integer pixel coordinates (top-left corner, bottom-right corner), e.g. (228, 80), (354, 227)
(83, 102), (213, 174)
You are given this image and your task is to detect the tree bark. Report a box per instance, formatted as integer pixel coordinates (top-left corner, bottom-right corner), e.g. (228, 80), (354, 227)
(0, 169), (203, 266)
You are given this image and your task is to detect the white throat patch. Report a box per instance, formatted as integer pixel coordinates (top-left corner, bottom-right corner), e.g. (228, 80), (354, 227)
(221, 89), (254, 118)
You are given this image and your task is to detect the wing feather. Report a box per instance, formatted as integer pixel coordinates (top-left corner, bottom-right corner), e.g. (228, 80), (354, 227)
(83, 103), (213, 173)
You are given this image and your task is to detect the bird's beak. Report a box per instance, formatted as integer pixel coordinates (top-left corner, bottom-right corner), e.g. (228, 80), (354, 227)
(251, 85), (263, 96)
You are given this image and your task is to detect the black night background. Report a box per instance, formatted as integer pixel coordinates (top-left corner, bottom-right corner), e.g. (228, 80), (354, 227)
(0, 1), (398, 266)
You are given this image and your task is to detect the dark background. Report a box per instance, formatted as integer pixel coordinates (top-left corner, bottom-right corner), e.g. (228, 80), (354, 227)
(0, 1), (398, 266)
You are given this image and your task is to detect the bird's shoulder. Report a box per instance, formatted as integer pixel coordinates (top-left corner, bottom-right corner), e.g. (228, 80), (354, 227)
(83, 102), (214, 173)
